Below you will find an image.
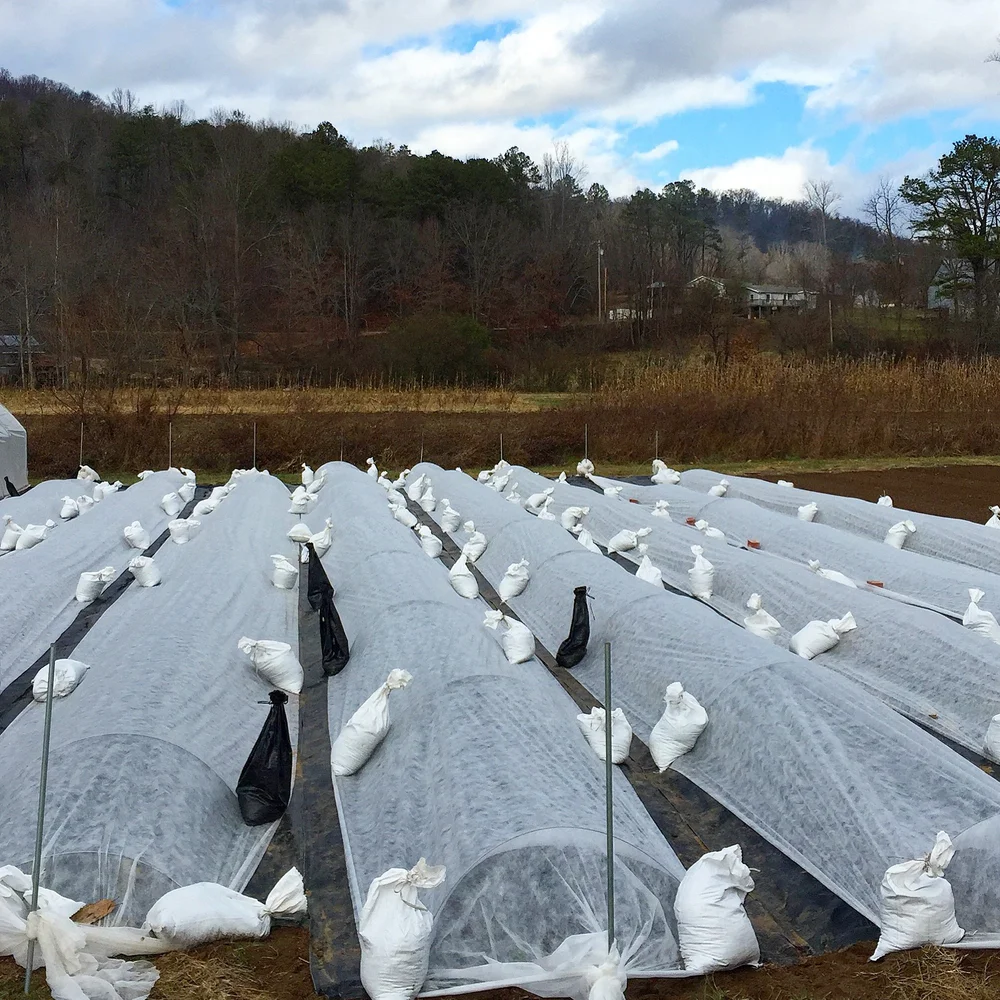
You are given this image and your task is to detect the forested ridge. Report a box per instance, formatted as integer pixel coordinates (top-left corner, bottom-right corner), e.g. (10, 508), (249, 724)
(0, 70), (950, 384)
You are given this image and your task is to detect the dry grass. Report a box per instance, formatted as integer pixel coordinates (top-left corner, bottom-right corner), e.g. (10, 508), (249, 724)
(151, 951), (278, 1000)
(7, 356), (1000, 476)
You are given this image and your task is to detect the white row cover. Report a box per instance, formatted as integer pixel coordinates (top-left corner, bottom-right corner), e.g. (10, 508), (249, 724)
(410, 463), (1000, 936)
(679, 468), (1000, 577)
(0, 479), (81, 527)
(589, 475), (1000, 621)
(506, 466), (1000, 758)
(0, 471), (298, 923)
(312, 463), (693, 995)
(0, 404), (27, 496)
(0, 470), (186, 694)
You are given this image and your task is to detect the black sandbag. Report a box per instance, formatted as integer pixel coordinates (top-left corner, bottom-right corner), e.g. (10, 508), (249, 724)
(237, 690), (292, 826)
(3, 477), (19, 498)
(556, 586), (590, 668)
(320, 590), (350, 676)
(306, 542), (332, 611)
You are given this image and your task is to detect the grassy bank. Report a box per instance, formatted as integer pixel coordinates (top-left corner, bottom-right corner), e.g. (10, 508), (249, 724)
(6, 357), (1000, 477)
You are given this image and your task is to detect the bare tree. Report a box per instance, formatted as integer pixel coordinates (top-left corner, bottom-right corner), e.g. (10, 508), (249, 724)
(863, 177), (908, 335)
(805, 178), (841, 345)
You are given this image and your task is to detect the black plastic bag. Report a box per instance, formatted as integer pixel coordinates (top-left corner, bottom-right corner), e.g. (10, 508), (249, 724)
(3, 477), (19, 498)
(556, 586), (590, 668)
(237, 690), (292, 826)
(320, 590), (350, 676)
(306, 542), (331, 611)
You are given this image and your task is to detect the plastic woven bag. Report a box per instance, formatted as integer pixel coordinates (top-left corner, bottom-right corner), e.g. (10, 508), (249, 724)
(743, 593), (781, 640)
(32, 658), (91, 701)
(688, 545), (714, 599)
(963, 589), (1000, 644)
(884, 519), (917, 550)
(271, 554), (299, 589)
(448, 554), (479, 599)
(649, 683), (708, 771)
(498, 559), (530, 602)
(576, 707), (632, 763)
(238, 637), (303, 695)
(483, 610), (535, 664)
(331, 670), (412, 776)
(128, 556), (162, 588)
(789, 612), (857, 659)
(123, 521), (151, 550)
(75, 565), (115, 602)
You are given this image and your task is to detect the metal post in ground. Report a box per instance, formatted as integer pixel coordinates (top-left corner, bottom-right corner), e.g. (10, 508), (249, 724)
(654, 430), (658, 462)
(604, 640), (615, 951)
(253, 422), (257, 470)
(78, 420), (84, 470)
(499, 433), (504, 463)
(24, 645), (57, 994)
(168, 421), (173, 470)
(420, 431), (424, 464)
(585, 424), (589, 462)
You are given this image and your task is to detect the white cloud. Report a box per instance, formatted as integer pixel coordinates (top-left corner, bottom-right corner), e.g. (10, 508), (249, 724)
(633, 139), (679, 161)
(684, 145), (838, 202)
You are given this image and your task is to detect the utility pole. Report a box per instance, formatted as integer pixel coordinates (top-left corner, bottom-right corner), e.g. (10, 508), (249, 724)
(596, 242), (604, 322)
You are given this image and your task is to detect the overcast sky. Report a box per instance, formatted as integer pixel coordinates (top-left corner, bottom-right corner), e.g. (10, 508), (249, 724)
(2, 0), (999, 210)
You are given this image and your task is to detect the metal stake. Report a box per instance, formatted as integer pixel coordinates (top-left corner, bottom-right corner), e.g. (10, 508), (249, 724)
(420, 431), (424, 464)
(585, 423), (589, 461)
(654, 430), (658, 461)
(78, 420), (84, 469)
(168, 421), (173, 470)
(252, 422), (257, 469)
(340, 431), (344, 463)
(499, 433), (504, 463)
(24, 645), (57, 994)
(604, 640), (615, 951)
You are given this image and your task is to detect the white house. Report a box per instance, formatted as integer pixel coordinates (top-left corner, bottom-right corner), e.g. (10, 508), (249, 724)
(686, 276), (817, 317)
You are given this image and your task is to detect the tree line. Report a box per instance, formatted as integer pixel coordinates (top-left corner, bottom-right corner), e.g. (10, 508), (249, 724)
(0, 69), (996, 388)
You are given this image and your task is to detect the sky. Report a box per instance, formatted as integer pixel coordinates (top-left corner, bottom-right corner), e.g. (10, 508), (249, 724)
(2, 0), (999, 213)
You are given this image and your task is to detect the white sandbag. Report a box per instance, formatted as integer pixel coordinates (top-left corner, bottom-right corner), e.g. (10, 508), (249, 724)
(557, 472), (567, 483)
(448, 554), (479, 599)
(418, 486), (436, 513)
(777, 479), (794, 487)
(181, 467), (195, 481)
(1, 515), (22, 551)
(607, 526), (652, 554)
(674, 845), (760, 974)
(651, 500), (671, 519)
(59, 497), (79, 520)
(439, 501), (461, 533)
(807, 560), (858, 588)
(884, 519), (916, 549)
(505, 487), (523, 505)
(75, 565), (115, 603)
(288, 490), (317, 515)
(743, 593), (781, 640)
(160, 492), (184, 517)
(461, 522), (487, 563)
(602, 484), (624, 499)
(15, 523), (48, 550)
(576, 528), (602, 554)
(168, 517), (200, 544)
(694, 519), (725, 541)
(287, 522), (313, 544)
(309, 518), (333, 557)
(271, 554), (299, 589)
(576, 707), (633, 764)
(393, 470), (410, 489)
(128, 555), (162, 588)
(651, 460), (681, 486)
(498, 559), (530, 602)
(483, 610), (535, 664)
(377, 472), (392, 490)
(123, 521), (151, 550)
(76, 494), (94, 514)
(406, 473), (426, 502)
(32, 658), (90, 701)
(789, 612), (857, 659)
(560, 506), (590, 530)
(146, 868), (306, 948)
(302, 463), (314, 486)
(137, 470), (154, 480)
(366, 457), (379, 478)
(984, 714), (1000, 760)
(359, 859), (446, 1000)
(877, 494), (894, 507)
(797, 502), (818, 522)
(635, 554), (664, 588)
(178, 481), (196, 503)
(390, 503), (418, 529)
(870, 832), (963, 961)
(576, 458), (595, 475)
(649, 682), (708, 771)
(476, 470), (491, 483)
(92, 481), (115, 502)
(688, 545), (714, 600)
(708, 478), (729, 497)
(238, 637), (303, 695)
(525, 487), (554, 512)
(77, 465), (100, 482)
(490, 472), (511, 494)
(986, 505), (1000, 528)
(417, 526), (443, 559)
(537, 501), (557, 521)
(962, 588), (1000, 644)
(331, 669), (413, 776)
